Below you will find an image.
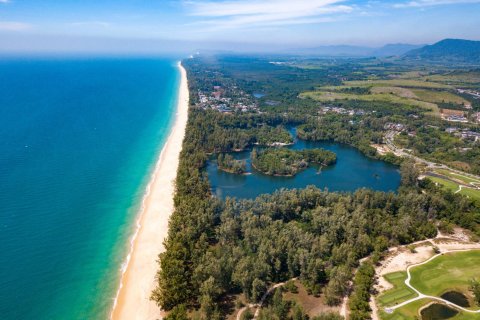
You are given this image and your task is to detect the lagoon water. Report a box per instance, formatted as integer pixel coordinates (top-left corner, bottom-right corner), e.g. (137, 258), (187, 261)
(0, 57), (179, 319)
(208, 134), (401, 199)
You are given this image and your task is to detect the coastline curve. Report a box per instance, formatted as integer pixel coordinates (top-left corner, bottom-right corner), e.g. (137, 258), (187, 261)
(110, 61), (189, 320)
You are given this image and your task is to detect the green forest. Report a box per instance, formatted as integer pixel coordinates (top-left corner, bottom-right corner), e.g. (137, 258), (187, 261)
(251, 148), (336, 176)
(152, 56), (480, 320)
(217, 154), (247, 174)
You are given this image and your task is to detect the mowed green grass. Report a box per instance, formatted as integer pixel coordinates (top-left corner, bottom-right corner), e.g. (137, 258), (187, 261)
(378, 272), (417, 307)
(410, 250), (480, 305)
(436, 169), (480, 185)
(428, 176), (460, 192)
(459, 188), (480, 202)
(378, 251), (480, 319)
(379, 298), (431, 320)
(428, 176), (480, 201)
(379, 298), (480, 320)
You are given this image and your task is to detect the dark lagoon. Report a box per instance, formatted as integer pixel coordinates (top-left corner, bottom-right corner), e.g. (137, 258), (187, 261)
(420, 303), (458, 320)
(441, 291), (470, 307)
(207, 131), (401, 199)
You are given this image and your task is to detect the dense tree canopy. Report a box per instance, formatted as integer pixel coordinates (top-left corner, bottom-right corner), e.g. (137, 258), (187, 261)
(152, 57), (480, 320)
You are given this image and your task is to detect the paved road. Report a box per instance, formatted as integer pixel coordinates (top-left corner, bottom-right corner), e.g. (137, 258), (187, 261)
(385, 249), (480, 314)
(385, 131), (480, 181)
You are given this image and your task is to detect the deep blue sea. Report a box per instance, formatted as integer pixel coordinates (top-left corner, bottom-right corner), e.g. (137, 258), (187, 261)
(0, 57), (179, 319)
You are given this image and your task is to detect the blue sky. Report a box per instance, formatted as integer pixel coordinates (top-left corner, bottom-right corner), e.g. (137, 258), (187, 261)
(1, 0), (480, 53)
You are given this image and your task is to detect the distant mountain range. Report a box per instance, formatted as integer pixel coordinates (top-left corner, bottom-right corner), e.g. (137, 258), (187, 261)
(292, 39), (480, 63)
(402, 39), (480, 63)
(373, 44), (424, 57)
(292, 43), (423, 57)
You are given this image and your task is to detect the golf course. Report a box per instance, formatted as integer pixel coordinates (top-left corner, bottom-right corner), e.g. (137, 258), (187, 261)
(378, 250), (480, 320)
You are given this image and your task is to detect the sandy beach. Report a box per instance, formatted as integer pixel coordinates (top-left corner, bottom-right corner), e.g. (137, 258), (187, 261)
(110, 61), (189, 320)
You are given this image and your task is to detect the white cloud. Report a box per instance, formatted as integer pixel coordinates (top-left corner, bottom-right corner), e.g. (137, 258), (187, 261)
(394, 0), (480, 8)
(0, 21), (31, 31)
(185, 0), (352, 29)
(0, 0), (10, 3)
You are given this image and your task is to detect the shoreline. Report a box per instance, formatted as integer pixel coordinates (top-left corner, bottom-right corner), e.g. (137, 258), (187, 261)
(110, 61), (189, 320)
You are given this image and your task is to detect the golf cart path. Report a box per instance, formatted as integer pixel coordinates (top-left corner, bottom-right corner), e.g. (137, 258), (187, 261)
(386, 248), (480, 314)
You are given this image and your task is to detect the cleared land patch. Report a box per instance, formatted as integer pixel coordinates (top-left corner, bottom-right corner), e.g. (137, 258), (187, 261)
(300, 90), (440, 115)
(302, 78), (464, 117)
(425, 72), (480, 86)
(344, 79), (452, 89)
(370, 86), (418, 99)
(411, 89), (470, 105)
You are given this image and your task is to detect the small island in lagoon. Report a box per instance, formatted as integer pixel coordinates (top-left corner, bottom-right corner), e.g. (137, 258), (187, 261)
(217, 153), (247, 174)
(251, 147), (337, 177)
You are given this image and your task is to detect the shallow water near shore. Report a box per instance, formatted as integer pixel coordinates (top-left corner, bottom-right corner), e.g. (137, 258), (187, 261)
(0, 57), (179, 319)
(208, 129), (401, 199)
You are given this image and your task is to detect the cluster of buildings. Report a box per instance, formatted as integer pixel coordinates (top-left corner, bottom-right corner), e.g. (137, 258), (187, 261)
(441, 109), (468, 123)
(473, 112), (480, 123)
(196, 86), (258, 113)
(440, 108), (480, 124)
(457, 88), (480, 99)
(319, 106), (368, 116)
(445, 127), (480, 142)
(384, 122), (406, 132)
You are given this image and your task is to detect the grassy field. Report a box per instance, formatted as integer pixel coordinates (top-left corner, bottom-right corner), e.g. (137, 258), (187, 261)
(428, 176), (480, 201)
(315, 84), (467, 108)
(344, 79), (452, 89)
(396, 71), (428, 79)
(411, 89), (470, 105)
(428, 176), (460, 192)
(410, 250), (480, 308)
(300, 91), (440, 115)
(435, 169), (480, 185)
(378, 250), (480, 319)
(379, 298), (431, 320)
(425, 72), (480, 85)
(303, 78), (466, 117)
(370, 86), (418, 99)
(377, 272), (417, 307)
(379, 298), (480, 320)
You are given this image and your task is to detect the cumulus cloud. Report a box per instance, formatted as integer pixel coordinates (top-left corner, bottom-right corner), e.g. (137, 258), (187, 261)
(394, 0), (480, 8)
(185, 0), (352, 29)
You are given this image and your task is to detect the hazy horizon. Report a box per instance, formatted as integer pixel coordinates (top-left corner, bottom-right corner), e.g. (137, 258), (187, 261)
(1, 0), (480, 54)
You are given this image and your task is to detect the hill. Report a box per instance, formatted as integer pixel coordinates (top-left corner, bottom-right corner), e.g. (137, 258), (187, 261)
(291, 43), (423, 57)
(403, 39), (480, 63)
(372, 43), (423, 57)
(291, 45), (373, 57)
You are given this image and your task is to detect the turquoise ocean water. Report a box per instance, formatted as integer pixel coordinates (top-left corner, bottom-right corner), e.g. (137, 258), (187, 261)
(0, 57), (179, 319)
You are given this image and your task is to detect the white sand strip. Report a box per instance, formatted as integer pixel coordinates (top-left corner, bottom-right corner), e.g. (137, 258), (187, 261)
(110, 61), (189, 320)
